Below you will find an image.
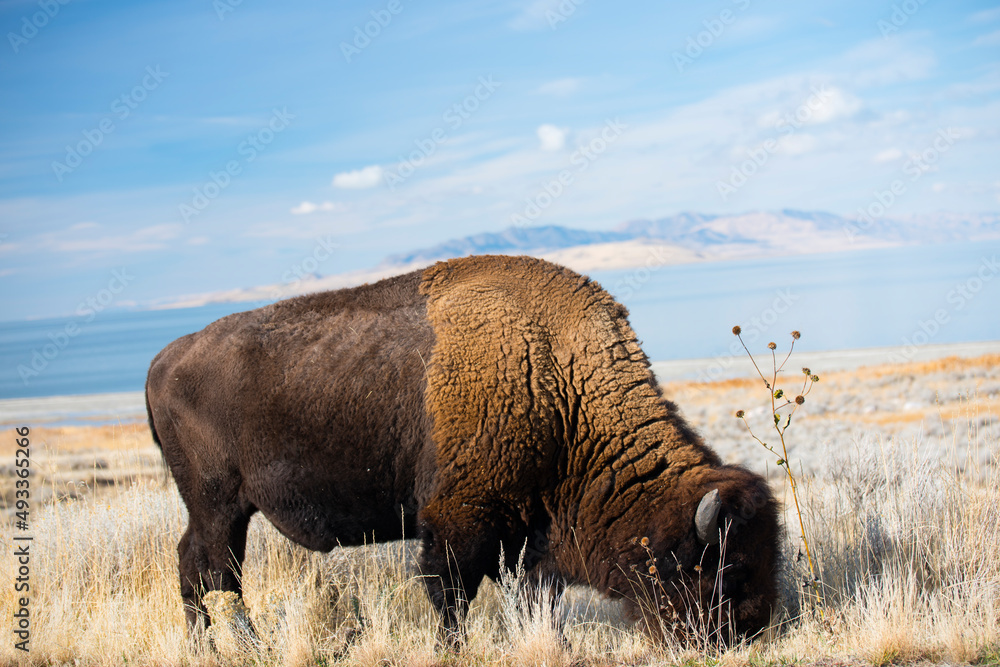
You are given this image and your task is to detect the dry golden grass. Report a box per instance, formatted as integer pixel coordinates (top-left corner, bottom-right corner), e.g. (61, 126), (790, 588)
(0, 422), (155, 457)
(4, 437), (997, 667)
(0, 421), (163, 516)
(860, 353), (1000, 379)
(1, 359), (998, 666)
(664, 353), (1000, 411)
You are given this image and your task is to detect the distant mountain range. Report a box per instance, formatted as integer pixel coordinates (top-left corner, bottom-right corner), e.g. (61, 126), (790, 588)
(153, 210), (1000, 309)
(382, 209), (1000, 267)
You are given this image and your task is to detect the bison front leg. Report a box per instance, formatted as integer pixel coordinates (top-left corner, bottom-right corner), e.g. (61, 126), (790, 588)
(418, 496), (503, 646)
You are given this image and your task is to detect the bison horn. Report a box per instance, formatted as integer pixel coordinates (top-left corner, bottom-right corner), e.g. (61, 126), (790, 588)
(695, 488), (722, 545)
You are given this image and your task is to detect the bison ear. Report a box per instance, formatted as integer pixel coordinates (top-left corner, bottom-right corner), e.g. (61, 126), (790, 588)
(695, 488), (722, 545)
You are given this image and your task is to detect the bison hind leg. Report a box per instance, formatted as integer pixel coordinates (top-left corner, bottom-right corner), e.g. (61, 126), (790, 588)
(178, 502), (257, 640)
(178, 525), (208, 631)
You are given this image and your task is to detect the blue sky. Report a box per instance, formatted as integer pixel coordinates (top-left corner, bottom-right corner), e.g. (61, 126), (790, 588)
(0, 0), (998, 320)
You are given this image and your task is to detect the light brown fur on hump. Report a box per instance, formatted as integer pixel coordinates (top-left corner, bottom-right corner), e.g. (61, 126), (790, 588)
(418, 255), (693, 506)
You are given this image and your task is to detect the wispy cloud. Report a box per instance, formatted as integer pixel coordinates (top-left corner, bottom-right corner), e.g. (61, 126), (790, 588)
(288, 49), (989, 235)
(841, 37), (936, 87)
(970, 7), (1000, 23)
(973, 29), (1000, 46)
(40, 224), (181, 254)
(537, 77), (583, 96)
(2, 2), (998, 320)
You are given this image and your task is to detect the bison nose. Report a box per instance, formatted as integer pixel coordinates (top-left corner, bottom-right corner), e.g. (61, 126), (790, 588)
(695, 488), (721, 545)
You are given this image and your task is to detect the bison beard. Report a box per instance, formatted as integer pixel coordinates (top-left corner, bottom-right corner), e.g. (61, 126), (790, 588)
(146, 255), (779, 645)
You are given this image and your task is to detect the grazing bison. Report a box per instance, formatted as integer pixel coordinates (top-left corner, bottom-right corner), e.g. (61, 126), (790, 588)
(146, 254), (779, 642)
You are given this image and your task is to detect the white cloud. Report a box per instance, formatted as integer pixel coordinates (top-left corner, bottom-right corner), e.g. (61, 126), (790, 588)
(931, 182), (947, 193)
(261, 39), (998, 238)
(332, 165), (383, 189)
(537, 124), (568, 151)
(537, 78), (582, 96)
(752, 79), (863, 130)
(187, 236), (211, 246)
(291, 201), (348, 215)
(758, 84), (861, 128)
(291, 201), (318, 215)
(873, 147), (903, 163)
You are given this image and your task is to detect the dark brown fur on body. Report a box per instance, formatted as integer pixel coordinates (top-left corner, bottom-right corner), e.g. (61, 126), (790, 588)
(146, 255), (779, 642)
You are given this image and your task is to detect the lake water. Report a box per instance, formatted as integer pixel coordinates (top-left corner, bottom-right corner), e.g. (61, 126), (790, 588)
(1, 241), (998, 399)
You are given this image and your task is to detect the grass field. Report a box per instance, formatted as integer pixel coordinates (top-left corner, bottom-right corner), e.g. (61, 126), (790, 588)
(1, 355), (998, 666)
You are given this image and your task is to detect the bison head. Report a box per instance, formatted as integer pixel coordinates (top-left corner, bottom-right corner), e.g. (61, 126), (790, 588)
(624, 466), (780, 644)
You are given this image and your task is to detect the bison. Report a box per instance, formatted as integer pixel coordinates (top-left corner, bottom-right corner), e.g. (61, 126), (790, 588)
(145, 254), (779, 643)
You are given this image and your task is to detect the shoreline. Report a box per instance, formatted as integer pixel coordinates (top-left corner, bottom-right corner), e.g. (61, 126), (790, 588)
(2, 340), (998, 427)
(648, 339), (1000, 384)
(151, 236), (896, 311)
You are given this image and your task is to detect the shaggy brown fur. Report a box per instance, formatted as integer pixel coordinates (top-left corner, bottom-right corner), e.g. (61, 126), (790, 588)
(146, 255), (778, 642)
